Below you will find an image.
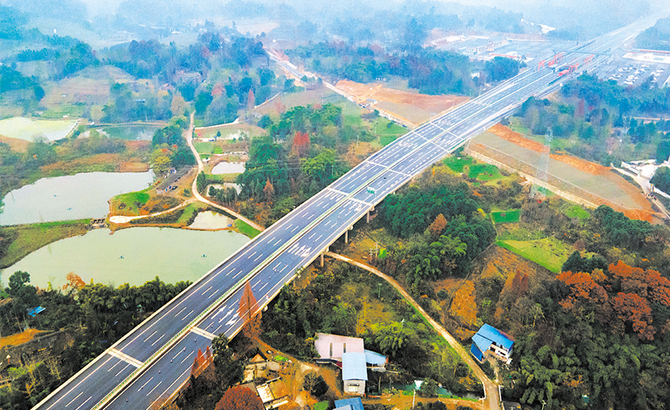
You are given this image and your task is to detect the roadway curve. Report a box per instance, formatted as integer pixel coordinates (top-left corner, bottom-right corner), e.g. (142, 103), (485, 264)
(325, 252), (499, 410)
(33, 15), (662, 410)
(184, 112), (265, 232)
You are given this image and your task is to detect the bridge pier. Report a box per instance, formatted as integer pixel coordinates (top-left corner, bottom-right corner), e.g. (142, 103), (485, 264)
(344, 226), (353, 243)
(321, 247), (329, 267)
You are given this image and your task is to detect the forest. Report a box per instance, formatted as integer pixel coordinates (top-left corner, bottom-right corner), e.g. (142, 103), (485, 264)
(0, 272), (191, 409)
(287, 41), (475, 95)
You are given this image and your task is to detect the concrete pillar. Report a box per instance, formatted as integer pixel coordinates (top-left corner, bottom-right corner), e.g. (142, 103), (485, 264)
(345, 230), (348, 243)
(367, 210), (370, 223)
(320, 252), (324, 267)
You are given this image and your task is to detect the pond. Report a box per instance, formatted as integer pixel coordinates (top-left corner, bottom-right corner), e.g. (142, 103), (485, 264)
(0, 117), (78, 141)
(0, 227), (250, 289)
(211, 162), (246, 174)
(0, 171), (154, 226)
(188, 211), (234, 230)
(101, 125), (160, 141)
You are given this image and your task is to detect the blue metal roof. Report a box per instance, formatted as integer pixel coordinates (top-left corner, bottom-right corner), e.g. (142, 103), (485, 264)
(475, 324), (514, 350)
(334, 405), (352, 410)
(470, 339), (484, 361)
(335, 398), (364, 410)
(342, 352), (368, 381)
(364, 349), (387, 366)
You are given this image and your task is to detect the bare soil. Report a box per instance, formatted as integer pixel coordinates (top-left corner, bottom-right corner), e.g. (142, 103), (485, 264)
(335, 80), (469, 126)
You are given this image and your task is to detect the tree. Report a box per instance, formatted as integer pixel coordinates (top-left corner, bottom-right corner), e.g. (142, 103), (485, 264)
(303, 372), (329, 397)
(212, 335), (244, 387)
(485, 57), (520, 82)
(215, 386), (263, 410)
(427, 214), (448, 238)
(263, 179), (275, 203)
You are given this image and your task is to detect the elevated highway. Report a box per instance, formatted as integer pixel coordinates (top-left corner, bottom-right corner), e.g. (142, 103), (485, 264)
(33, 13), (662, 410)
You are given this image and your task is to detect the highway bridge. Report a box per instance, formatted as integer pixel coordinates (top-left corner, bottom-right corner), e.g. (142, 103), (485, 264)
(34, 13), (662, 410)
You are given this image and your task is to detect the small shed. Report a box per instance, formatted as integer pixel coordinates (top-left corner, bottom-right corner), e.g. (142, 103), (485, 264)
(314, 333), (364, 363)
(335, 397), (364, 410)
(342, 352), (367, 395)
(470, 324), (514, 364)
(364, 349), (387, 371)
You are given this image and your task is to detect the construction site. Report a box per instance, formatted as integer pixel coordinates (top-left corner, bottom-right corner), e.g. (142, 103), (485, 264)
(467, 124), (660, 222)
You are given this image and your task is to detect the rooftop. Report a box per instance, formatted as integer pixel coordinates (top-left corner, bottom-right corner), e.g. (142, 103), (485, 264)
(335, 398), (364, 410)
(342, 352), (368, 381)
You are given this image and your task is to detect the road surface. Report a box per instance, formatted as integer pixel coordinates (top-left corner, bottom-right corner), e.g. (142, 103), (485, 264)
(33, 14), (661, 410)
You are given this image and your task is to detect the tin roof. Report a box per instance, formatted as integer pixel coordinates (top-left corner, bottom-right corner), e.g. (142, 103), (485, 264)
(342, 352), (368, 381)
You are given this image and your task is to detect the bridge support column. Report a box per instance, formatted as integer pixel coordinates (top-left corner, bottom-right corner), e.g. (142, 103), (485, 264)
(367, 207), (374, 223)
(321, 247), (329, 267)
(344, 226), (353, 243)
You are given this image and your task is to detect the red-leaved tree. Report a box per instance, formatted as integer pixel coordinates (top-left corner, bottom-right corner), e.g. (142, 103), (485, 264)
(215, 386), (264, 410)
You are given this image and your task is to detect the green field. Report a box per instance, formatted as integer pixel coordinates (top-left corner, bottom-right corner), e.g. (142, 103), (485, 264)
(491, 209), (521, 224)
(443, 155), (474, 173)
(234, 219), (261, 238)
(496, 236), (575, 273)
(562, 204), (591, 219)
(468, 163), (502, 181)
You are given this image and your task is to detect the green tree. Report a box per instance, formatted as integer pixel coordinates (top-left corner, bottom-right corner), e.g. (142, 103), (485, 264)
(212, 334), (244, 387)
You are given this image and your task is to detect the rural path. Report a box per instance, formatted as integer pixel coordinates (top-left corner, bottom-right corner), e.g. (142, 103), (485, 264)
(325, 251), (500, 410)
(185, 112), (265, 232)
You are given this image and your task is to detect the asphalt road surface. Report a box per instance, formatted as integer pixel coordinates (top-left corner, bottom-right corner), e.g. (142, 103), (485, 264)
(34, 13), (663, 410)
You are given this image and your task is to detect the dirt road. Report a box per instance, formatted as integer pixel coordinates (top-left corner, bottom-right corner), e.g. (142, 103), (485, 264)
(184, 112), (265, 232)
(325, 252), (500, 410)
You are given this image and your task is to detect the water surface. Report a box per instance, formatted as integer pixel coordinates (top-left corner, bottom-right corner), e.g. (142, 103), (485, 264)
(1, 227), (249, 289)
(0, 171), (154, 225)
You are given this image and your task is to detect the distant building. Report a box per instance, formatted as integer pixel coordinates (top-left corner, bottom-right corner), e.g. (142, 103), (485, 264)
(335, 397), (364, 410)
(314, 333), (364, 363)
(341, 353), (368, 396)
(470, 324), (515, 364)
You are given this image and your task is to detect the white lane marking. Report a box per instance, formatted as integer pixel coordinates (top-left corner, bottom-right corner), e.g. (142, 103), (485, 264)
(73, 396), (92, 410)
(279, 265), (287, 273)
(181, 351), (194, 364)
(247, 251), (256, 259)
(253, 254), (263, 262)
(115, 363), (130, 377)
(146, 381), (162, 397)
(201, 286), (212, 295)
(138, 376), (154, 391)
(107, 360), (121, 372)
(174, 306), (187, 317)
(182, 310), (194, 320)
(148, 362), (193, 410)
(259, 282), (269, 291)
(291, 225), (298, 232)
(150, 334), (165, 347)
(65, 392), (83, 407)
(143, 331), (157, 343)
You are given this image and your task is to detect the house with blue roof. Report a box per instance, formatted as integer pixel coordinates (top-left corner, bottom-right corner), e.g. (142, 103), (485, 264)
(470, 324), (514, 364)
(342, 352), (367, 395)
(335, 397), (364, 410)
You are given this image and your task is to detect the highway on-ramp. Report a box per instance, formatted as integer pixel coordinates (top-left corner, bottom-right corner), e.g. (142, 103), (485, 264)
(33, 14), (662, 410)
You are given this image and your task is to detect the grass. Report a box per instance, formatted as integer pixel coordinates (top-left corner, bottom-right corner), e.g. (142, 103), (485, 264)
(443, 156), (474, 173)
(314, 402), (329, 410)
(235, 219), (261, 238)
(110, 189), (151, 215)
(274, 355), (288, 362)
(467, 163), (502, 181)
(194, 141), (214, 154)
(496, 236), (575, 273)
(491, 210), (521, 224)
(380, 135), (398, 146)
(0, 219), (90, 269)
(177, 203), (207, 225)
(562, 204), (591, 220)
